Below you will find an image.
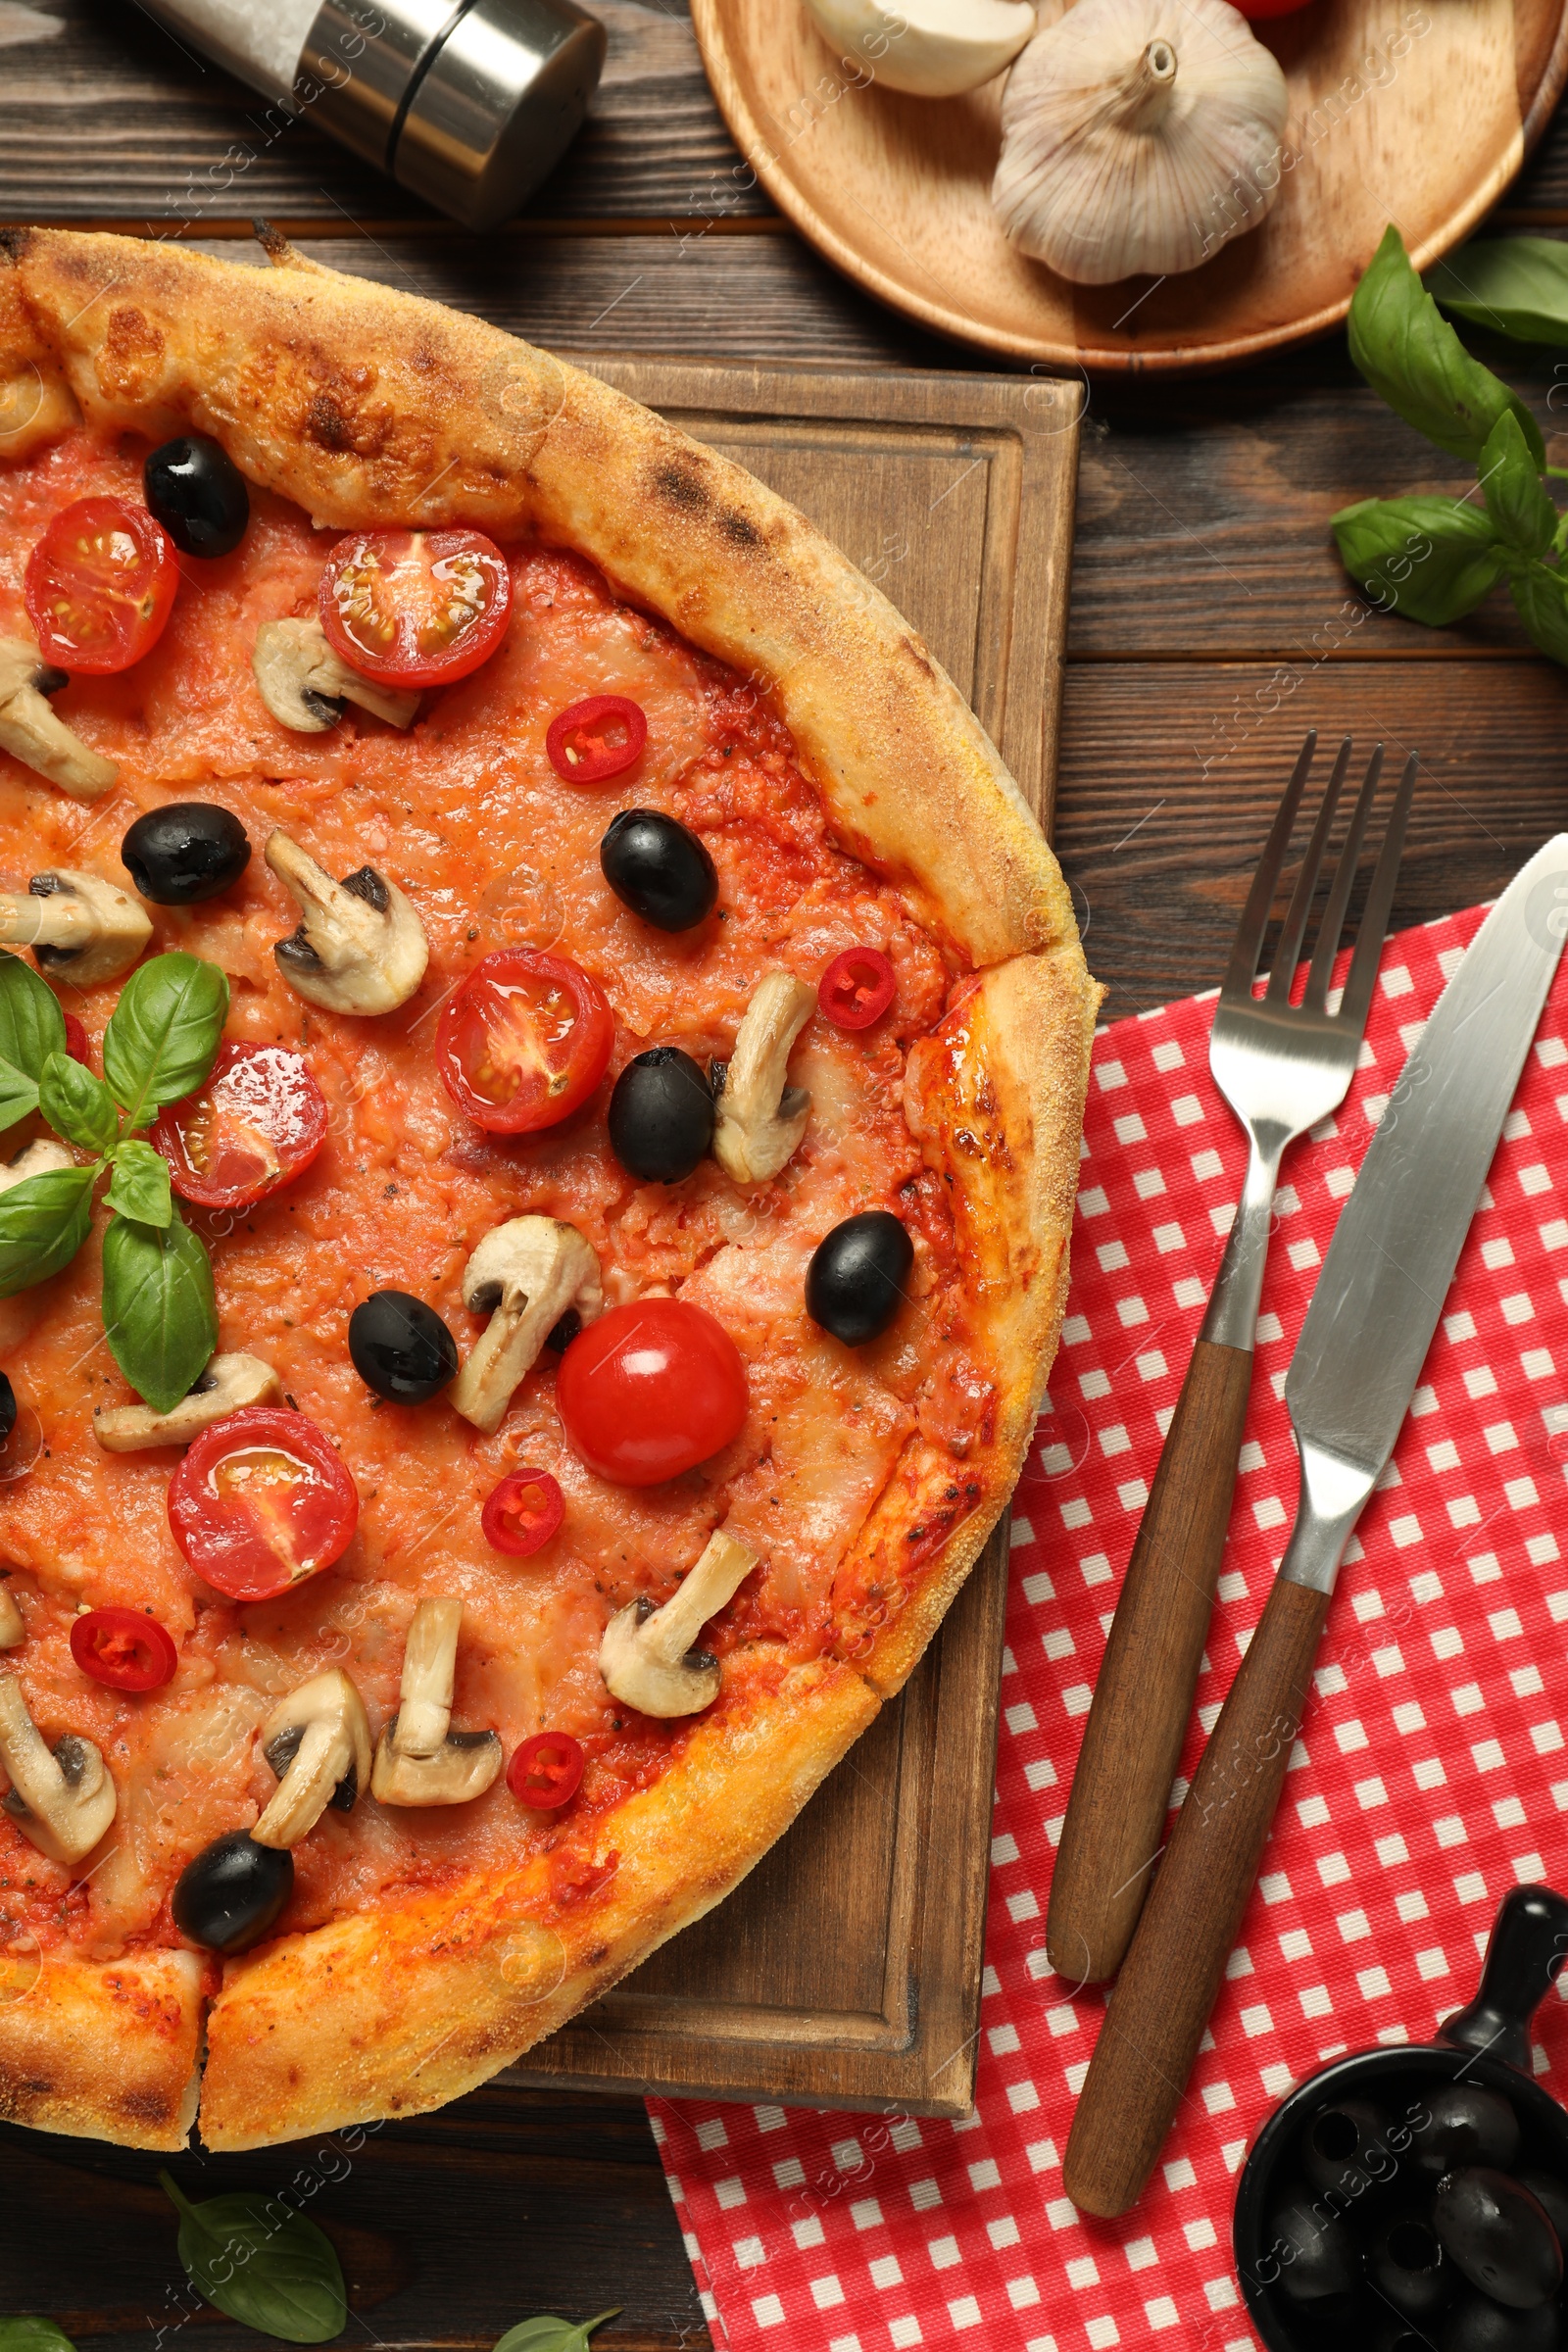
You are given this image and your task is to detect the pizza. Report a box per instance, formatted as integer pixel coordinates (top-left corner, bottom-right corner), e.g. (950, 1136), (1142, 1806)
(0, 225), (1097, 2153)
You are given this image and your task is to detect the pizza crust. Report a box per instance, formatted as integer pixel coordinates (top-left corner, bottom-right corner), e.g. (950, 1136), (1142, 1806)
(0, 226), (1098, 2150)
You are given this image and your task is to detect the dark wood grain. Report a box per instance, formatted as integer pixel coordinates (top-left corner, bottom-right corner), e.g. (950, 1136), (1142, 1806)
(1062, 1576), (1334, 2219)
(1047, 1338), (1255, 1987)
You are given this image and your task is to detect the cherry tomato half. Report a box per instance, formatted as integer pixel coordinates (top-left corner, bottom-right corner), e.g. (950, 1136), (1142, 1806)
(437, 948), (614, 1135)
(71, 1606), (178, 1692)
(169, 1405), (359, 1602)
(818, 946), (896, 1031)
(557, 1297), (748, 1487)
(482, 1468), (564, 1556)
(62, 1013), (90, 1067)
(24, 497), (178, 674)
(545, 695), (648, 785)
(508, 1730), (585, 1810)
(152, 1042), (327, 1211)
(318, 527), (511, 688)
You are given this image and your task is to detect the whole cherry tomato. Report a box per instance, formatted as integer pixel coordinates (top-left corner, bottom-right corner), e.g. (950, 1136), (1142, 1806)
(24, 496), (178, 674)
(71, 1606), (178, 1692)
(818, 946), (896, 1031)
(437, 947), (613, 1134)
(169, 1405), (358, 1601)
(318, 528), (511, 687)
(557, 1297), (748, 1486)
(482, 1468), (564, 1556)
(508, 1730), (585, 1809)
(153, 1041), (327, 1211)
(545, 694), (648, 784)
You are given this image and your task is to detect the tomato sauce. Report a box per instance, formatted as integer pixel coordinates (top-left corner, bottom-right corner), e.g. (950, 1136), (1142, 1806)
(0, 431), (983, 1960)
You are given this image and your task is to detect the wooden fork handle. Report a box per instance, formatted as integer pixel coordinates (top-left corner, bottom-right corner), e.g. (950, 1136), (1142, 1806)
(1046, 1338), (1254, 1984)
(1063, 1574), (1332, 2218)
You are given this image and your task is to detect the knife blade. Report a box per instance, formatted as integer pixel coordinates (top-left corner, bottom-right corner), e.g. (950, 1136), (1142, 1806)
(1063, 834), (1568, 2218)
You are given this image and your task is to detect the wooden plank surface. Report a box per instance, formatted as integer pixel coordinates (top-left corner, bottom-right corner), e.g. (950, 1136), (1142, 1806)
(2, 1), (1568, 2342)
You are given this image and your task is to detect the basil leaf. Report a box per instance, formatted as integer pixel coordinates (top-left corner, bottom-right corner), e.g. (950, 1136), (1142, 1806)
(0, 1056), (38, 1134)
(102, 954), (228, 1129)
(494, 2316), (621, 2352)
(102, 1210), (216, 1412)
(0, 2323), (78, 2352)
(0, 1165), (95, 1298)
(1428, 235), (1568, 347)
(38, 1051), (118, 1156)
(0, 951), (66, 1083)
(1348, 224), (1545, 466)
(1332, 494), (1508, 626)
(160, 2173), (348, 2346)
(104, 1138), (172, 1229)
(1478, 412), (1559, 557)
(1510, 563), (1568, 666)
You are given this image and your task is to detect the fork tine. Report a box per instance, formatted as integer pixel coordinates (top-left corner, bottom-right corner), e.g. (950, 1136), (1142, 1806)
(1336, 752), (1418, 1034)
(1220, 732), (1317, 1004)
(1302, 743), (1384, 1013)
(1263, 737), (1352, 1004)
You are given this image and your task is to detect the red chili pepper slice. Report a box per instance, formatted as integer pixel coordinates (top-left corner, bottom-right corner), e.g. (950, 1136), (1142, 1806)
(818, 947), (897, 1032)
(70, 1606), (178, 1692)
(62, 1014), (90, 1067)
(482, 1468), (564, 1557)
(168, 1405), (359, 1602)
(153, 1041), (327, 1210)
(545, 694), (648, 784)
(508, 1729), (586, 1810)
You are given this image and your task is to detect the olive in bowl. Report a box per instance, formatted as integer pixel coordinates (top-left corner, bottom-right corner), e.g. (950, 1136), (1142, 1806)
(601, 809), (717, 933)
(608, 1048), (714, 1184)
(122, 803), (251, 905)
(144, 433), (250, 559)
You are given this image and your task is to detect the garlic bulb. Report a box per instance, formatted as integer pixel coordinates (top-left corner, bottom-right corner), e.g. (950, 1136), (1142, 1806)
(992, 0), (1290, 284)
(804, 0), (1037, 99)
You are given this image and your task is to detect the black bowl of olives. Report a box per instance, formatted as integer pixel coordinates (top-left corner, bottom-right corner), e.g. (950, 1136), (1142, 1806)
(1234, 1886), (1568, 2352)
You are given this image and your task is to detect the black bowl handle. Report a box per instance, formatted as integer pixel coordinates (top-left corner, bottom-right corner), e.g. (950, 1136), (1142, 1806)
(1440, 1884), (1568, 2068)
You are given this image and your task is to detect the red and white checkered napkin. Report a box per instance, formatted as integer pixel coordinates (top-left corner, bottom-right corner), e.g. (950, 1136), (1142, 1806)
(649, 903), (1568, 2352)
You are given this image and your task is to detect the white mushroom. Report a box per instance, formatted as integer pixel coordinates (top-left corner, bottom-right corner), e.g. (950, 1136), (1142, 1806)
(0, 1588), (24, 1650)
(449, 1216), (602, 1436)
(265, 828), (428, 1016)
(0, 1139), (74, 1194)
(598, 1528), (760, 1719)
(0, 870), (152, 988)
(252, 1668), (372, 1850)
(0, 635), (118, 799)
(370, 1597), (503, 1807)
(252, 617), (420, 735)
(711, 971), (815, 1184)
(0, 1671), (116, 1865)
(93, 1351), (281, 1453)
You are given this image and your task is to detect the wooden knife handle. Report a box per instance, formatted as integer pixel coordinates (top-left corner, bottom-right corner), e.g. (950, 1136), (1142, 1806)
(1046, 1338), (1254, 1984)
(1062, 1573), (1332, 2219)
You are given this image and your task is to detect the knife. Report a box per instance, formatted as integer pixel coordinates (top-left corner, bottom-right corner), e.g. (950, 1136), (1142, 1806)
(1062, 833), (1568, 2219)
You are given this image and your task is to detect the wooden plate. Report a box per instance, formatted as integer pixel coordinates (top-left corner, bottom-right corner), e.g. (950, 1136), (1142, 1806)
(691, 0), (1568, 372)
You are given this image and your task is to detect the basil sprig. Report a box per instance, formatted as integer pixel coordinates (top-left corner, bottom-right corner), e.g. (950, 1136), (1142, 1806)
(0, 2324), (77, 2352)
(1428, 235), (1568, 348)
(1334, 226), (1568, 664)
(160, 2172), (348, 2345)
(0, 950), (228, 1411)
(494, 2315), (621, 2352)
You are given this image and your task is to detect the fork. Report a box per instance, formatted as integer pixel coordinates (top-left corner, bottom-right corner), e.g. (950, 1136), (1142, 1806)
(1044, 732), (1417, 1987)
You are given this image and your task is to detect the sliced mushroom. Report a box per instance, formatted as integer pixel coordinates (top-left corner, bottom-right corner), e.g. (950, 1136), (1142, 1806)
(711, 971), (815, 1184)
(93, 1351), (281, 1453)
(0, 1671), (116, 1864)
(251, 1668), (372, 1850)
(266, 828), (428, 1016)
(253, 617), (420, 735)
(599, 1528), (760, 1719)
(0, 870), (152, 988)
(0, 1587), (23, 1650)
(450, 1217), (603, 1436)
(0, 1139), (73, 1195)
(370, 1597), (502, 1807)
(0, 635), (118, 799)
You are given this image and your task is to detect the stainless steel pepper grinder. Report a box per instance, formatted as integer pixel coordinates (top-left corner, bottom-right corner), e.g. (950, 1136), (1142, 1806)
(140, 0), (606, 230)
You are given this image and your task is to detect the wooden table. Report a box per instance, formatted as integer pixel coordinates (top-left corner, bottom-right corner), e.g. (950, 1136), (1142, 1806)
(4, 5), (1568, 2343)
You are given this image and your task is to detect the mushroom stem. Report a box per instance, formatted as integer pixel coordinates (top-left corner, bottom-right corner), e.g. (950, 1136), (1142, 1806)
(711, 971), (815, 1184)
(253, 617), (419, 735)
(0, 636), (118, 800)
(266, 829), (428, 1016)
(0, 871), (152, 987)
(396, 1596), (460, 1757)
(0, 1588), (24, 1649)
(450, 1218), (603, 1436)
(0, 1671), (116, 1864)
(598, 1528), (760, 1719)
(94, 1352), (282, 1452)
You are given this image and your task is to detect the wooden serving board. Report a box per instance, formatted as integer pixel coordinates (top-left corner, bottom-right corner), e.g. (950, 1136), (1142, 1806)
(691, 0), (1568, 373)
(509, 354), (1080, 2118)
